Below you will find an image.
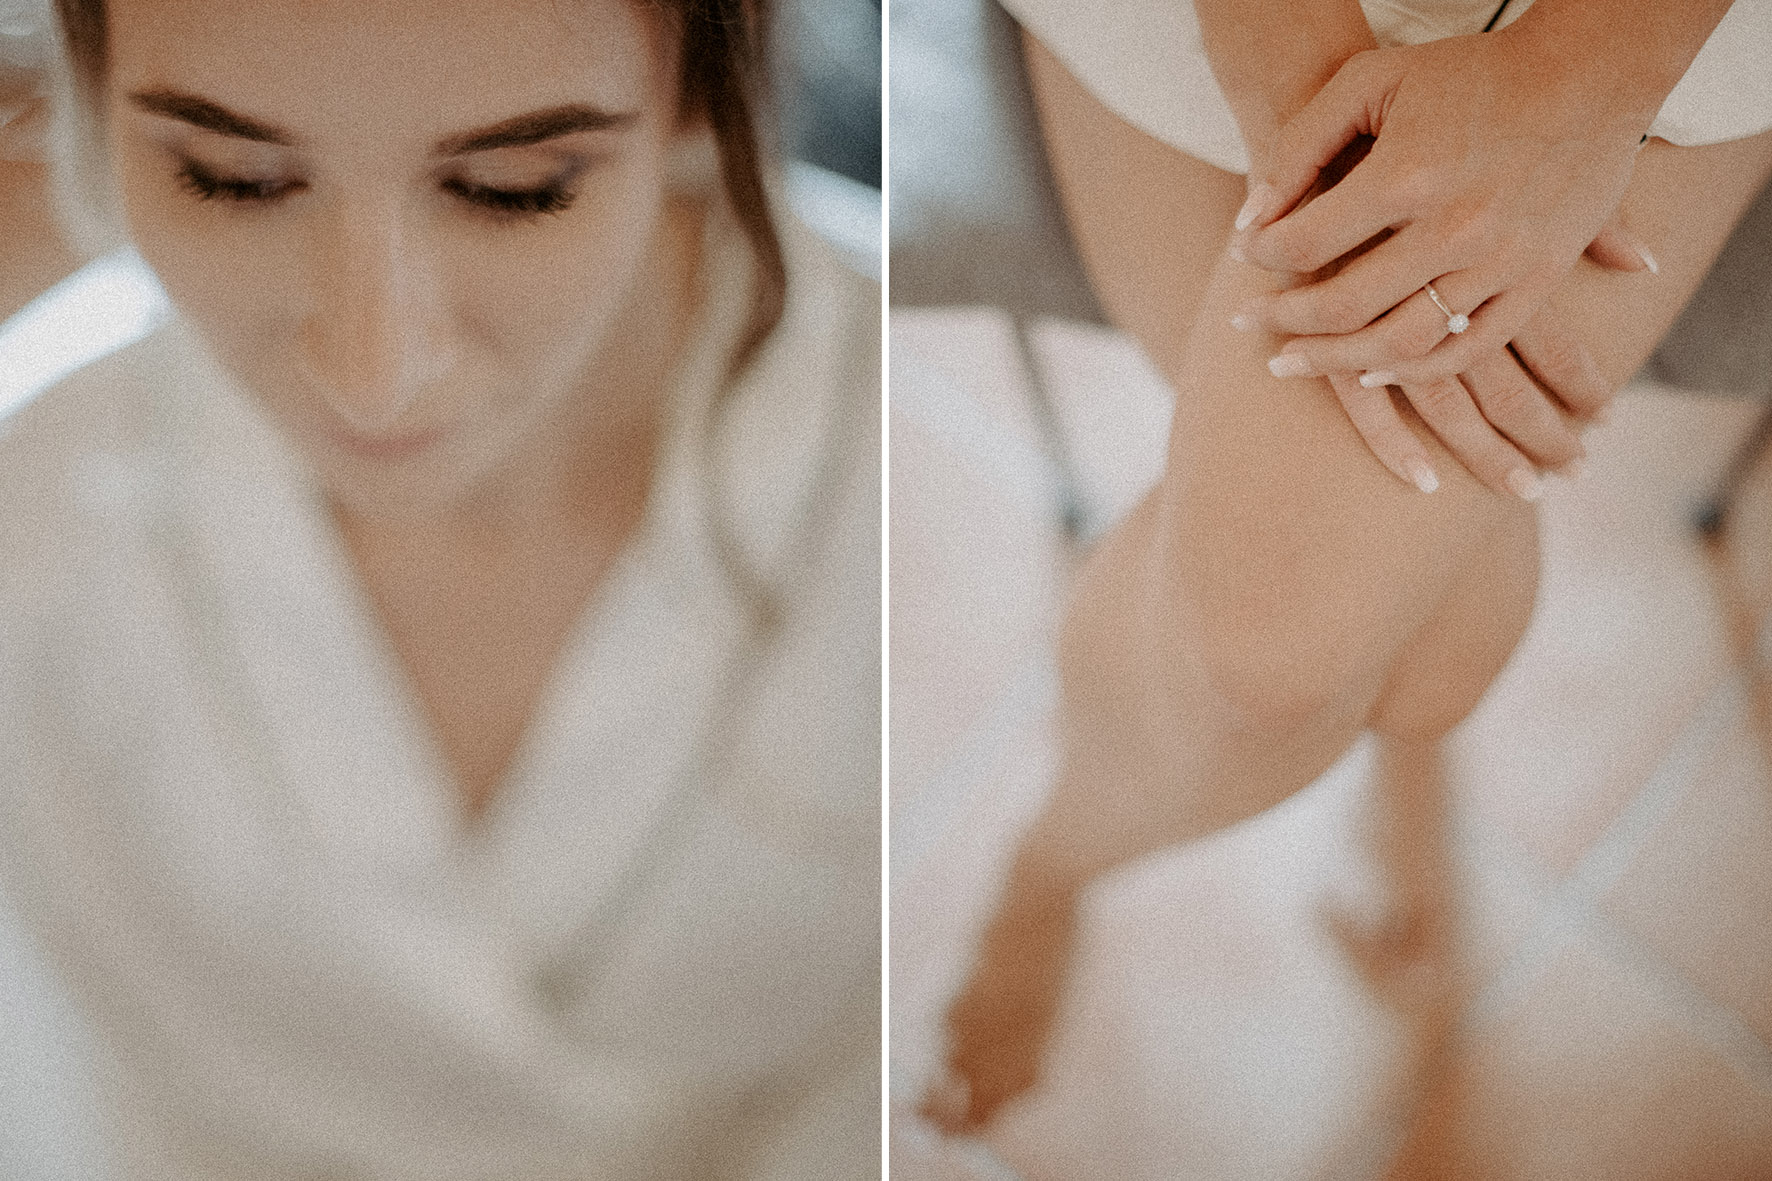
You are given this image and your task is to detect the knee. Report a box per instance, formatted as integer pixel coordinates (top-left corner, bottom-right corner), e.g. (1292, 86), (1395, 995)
(1185, 585), (1386, 743)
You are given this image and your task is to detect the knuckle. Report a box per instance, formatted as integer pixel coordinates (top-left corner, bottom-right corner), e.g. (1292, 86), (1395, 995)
(1532, 335), (1582, 380)
(1271, 232), (1320, 273)
(1441, 202), (1495, 256)
(1411, 377), (1467, 417)
(1479, 380), (1535, 421)
(1389, 163), (1437, 209)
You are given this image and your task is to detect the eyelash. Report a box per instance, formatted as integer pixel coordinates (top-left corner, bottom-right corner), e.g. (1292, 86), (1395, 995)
(174, 160), (579, 220)
(440, 177), (577, 218)
(176, 160), (302, 204)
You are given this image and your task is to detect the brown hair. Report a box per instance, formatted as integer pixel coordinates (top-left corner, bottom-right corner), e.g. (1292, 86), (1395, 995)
(50, 0), (787, 368)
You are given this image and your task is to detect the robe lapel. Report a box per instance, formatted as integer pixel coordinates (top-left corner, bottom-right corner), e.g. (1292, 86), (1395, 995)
(165, 322), (458, 886)
(464, 209), (760, 963)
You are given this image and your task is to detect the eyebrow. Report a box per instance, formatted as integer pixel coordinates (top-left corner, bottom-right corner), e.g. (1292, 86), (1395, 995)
(127, 88), (639, 155)
(129, 87), (296, 145)
(433, 105), (638, 155)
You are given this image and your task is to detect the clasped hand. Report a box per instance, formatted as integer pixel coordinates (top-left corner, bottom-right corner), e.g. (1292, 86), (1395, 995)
(1227, 30), (1657, 498)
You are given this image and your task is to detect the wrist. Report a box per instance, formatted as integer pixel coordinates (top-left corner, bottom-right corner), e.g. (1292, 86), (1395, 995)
(1497, 0), (1732, 136)
(1194, 0), (1376, 170)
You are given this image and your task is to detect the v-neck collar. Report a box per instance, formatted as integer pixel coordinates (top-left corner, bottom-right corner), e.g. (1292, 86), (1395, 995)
(155, 199), (768, 958)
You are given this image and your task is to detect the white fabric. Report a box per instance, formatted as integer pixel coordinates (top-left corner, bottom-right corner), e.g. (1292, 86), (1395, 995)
(0, 202), (880, 1180)
(999, 0), (1772, 174)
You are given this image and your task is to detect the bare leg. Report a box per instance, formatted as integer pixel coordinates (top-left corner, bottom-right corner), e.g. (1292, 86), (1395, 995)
(930, 30), (1772, 1135)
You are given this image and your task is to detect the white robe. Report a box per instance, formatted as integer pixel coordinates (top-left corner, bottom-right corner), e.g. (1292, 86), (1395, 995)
(999, 0), (1772, 176)
(0, 204), (880, 1180)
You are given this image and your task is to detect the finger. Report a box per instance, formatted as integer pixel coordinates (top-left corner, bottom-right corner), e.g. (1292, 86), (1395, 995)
(1240, 223), (1455, 337)
(1459, 348), (1587, 472)
(1380, 283), (1546, 385)
(1396, 374), (1544, 501)
(1326, 373), (1441, 493)
(1584, 218), (1658, 275)
(1511, 312), (1612, 420)
(1269, 284), (1459, 379)
(1238, 50), (1399, 231)
(1238, 165), (1406, 274)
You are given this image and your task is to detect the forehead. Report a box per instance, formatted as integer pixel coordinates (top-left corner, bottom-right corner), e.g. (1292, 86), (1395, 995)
(105, 0), (673, 145)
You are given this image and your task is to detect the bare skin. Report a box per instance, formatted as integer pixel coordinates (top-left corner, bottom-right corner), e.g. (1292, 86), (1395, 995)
(103, 0), (706, 818)
(928, 28), (1772, 1134)
(334, 196), (702, 818)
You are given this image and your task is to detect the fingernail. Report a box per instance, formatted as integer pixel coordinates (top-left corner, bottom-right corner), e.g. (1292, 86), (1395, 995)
(1234, 182), (1274, 232)
(1230, 311), (1258, 332)
(1556, 458), (1589, 480)
(1506, 469), (1543, 501)
(1228, 239), (1249, 264)
(1406, 458), (1439, 494)
(1268, 353), (1315, 378)
(1638, 246), (1659, 275)
(1359, 370), (1399, 388)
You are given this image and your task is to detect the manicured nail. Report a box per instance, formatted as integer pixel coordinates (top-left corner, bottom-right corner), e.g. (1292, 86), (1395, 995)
(1359, 370), (1399, 388)
(1638, 246), (1659, 275)
(1234, 182), (1274, 232)
(1556, 458), (1589, 480)
(1406, 458), (1439, 494)
(1268, 353), (1315, 378)
(1506, 468), (1543, 501)
(1230, 310), (1258, 332)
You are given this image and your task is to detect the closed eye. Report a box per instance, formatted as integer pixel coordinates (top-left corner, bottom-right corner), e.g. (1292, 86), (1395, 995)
(441, 177), (577, 219)
(176, 159), (305, 204)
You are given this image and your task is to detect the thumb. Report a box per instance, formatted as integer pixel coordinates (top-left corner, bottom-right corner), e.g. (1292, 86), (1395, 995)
(1237, 49), (1398, 232)
(1584, 217), (1658, 274)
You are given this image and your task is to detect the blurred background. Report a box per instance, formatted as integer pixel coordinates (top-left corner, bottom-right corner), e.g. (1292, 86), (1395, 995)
(0, 2), (879, 1177)
(891, 2), (1772, 1176)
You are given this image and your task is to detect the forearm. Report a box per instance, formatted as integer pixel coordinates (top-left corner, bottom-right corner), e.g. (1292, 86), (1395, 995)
(1501, 0), (1736, 135)
(1193, 0), (1375, 169)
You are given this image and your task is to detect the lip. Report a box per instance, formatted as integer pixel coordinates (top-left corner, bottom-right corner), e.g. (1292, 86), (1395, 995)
(325, 424), (447, 461)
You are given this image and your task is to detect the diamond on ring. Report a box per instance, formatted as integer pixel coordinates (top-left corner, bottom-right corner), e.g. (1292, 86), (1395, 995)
(1423, 281), (1468, 334)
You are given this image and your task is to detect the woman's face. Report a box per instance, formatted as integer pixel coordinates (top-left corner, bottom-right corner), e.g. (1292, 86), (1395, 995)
(105, 0), (685, 517)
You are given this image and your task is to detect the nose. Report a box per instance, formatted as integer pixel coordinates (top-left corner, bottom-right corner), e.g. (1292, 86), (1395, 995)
(299, 201), (449, 431)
